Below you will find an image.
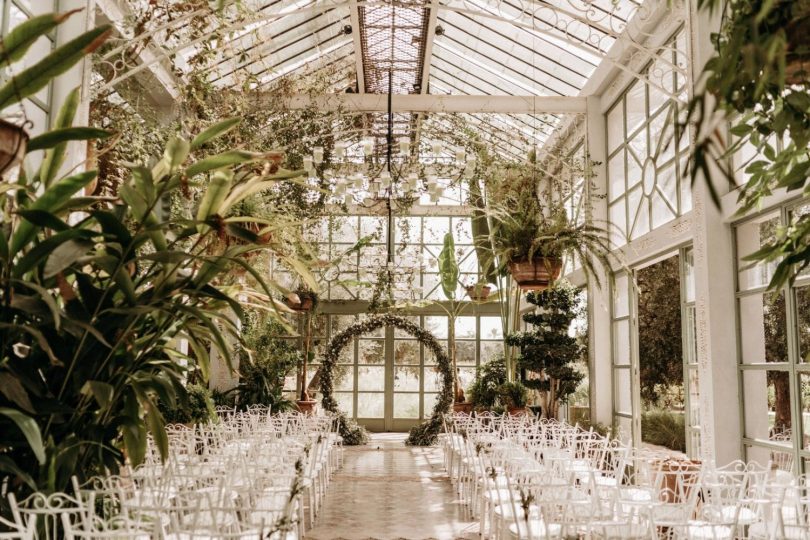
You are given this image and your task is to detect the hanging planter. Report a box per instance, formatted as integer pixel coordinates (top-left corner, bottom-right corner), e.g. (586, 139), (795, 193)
(0, 119), (28, 176)
(508, 257), (563, 291)
(465, 283), (492, 301)
(284, 289), (318, 312)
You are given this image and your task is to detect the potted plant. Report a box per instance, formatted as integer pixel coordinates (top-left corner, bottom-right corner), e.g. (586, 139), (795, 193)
(685, 0), (810, 289)
(287, 288), (319, 413)
(468, 355), (507, 411)
(465, 280), (492, 301)
(284, 286), (319, 312)
(506, 283), (586, 419)
(498, 380), (529, 415)
(435, 233), (474, 412)
(481, 159), (612, 292)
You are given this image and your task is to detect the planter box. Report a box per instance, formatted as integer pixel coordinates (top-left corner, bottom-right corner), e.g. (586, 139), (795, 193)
(453, 402), (473, 414)
(296, 399), (317, 414)
(465, 284), (492, 301)
(508, 257), (562, 291)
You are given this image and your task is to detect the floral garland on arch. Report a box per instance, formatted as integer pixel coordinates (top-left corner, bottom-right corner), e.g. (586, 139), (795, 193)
(320, 313), (454, 446)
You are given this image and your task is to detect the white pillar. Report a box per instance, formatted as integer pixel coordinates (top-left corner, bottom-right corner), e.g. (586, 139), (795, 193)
(53, 0), (96, 175)
(586, 96), (613, 426)
(688, 0), (742, 465)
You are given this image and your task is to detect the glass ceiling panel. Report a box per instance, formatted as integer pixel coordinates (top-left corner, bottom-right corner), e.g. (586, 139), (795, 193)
(94, 0), (643, 163)
(359, 1), (429, 94)
(435, 11), (584, 95)
(208, 7), (351, 87)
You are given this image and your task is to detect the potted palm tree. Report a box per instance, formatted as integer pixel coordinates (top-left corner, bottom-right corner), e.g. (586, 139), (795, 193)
(435, 233), (473, 413)
(283, 286), (319, 413)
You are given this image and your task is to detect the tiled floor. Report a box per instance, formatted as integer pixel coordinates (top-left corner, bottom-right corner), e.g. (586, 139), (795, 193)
(305, 433), (479, 540)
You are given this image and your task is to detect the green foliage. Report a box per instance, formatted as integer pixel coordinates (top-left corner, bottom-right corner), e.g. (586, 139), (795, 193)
(0, 13), (312, 495)
(480, 161), (612, 287)
(641, 410), (687, 453)
(468, 355), (508, 410)
(637, 257), (684, 405)
(497, 380), (529, 408)
(320, 314), (453, 446)
(231, 313), (299, 412)
(438, 233), (459, 300)
(158, 383), (216, 425)
(686, 0), (810, 289)
(506, 282), (585, 418)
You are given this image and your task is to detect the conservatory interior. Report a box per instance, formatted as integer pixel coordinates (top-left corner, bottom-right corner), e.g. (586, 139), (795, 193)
(0, 0), (807, 538)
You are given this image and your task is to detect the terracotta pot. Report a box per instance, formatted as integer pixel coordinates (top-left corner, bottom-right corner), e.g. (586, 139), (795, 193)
(0, 119), (28, 176)
(465, 284), (492, 301)
(285, 296), (314, 312)
(296, 399), (318, 414)
(453, 402), (473, 414)
(508, 257), (563, 291)
(507, 406), (529, 416)
(654, 458), (702, 503)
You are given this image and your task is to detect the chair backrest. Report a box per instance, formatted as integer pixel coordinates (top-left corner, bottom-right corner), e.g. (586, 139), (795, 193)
(8, 492), (86, 540)
(0, 514), (33, 540)
(60, 513), (160, 539)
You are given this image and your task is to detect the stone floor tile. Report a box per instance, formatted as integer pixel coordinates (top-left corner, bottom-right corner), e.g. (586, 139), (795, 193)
(305, 433), (479, 540)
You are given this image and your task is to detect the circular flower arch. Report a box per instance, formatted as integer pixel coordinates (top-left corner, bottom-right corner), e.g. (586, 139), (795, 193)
(320, 313), (453, 446)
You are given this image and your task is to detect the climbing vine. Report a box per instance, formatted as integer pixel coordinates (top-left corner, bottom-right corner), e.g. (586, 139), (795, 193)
(321, 313), (454, 446)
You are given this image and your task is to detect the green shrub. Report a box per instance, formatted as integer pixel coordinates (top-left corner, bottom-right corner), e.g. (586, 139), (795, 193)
(232, 314), (300, 412)
(498, 380), (529, 408)
(641, 409), (686, 452)
(468, 355), (507, 410)
(159, 384), (216, 425)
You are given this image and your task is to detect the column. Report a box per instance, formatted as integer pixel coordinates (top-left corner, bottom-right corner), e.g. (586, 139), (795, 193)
(585, 96), (613, 426)
(53, 0), (96, 175)
(688, 0), (742, 465)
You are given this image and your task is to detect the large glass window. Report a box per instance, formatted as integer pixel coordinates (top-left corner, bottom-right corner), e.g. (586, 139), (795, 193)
(737, 200), (810, 472)
(1, 1), (56, 137)
(606, 29), (690, 247)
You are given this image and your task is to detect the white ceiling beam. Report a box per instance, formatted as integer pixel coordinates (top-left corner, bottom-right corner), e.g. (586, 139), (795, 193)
(411, 0), (441, 152)
(348, 0), (365, 92)
(418, 0), (440, 94)
(95, 0), (181, 108)
(277, 93), (587, 114)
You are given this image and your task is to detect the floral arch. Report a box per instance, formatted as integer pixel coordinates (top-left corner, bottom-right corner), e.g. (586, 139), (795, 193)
(320, 313), (453, 446)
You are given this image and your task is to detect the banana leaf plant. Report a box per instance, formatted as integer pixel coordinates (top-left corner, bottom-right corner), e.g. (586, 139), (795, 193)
(0, 11), (314, 498)
(434, 233), (497, 404)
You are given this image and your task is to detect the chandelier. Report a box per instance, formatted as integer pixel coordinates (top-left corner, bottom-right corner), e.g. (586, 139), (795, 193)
(302, 137), (476, 207)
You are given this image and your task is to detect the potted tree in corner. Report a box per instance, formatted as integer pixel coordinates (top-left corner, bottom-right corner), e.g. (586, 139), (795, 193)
(506, 282), (585, 419)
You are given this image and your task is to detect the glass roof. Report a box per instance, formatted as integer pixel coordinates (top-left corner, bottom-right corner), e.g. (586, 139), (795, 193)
(95, 0), (644, 156)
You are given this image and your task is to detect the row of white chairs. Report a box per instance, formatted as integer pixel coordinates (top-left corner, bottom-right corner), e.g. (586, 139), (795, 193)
(441, 413), (809, 540)
(0, 410), (344, 539)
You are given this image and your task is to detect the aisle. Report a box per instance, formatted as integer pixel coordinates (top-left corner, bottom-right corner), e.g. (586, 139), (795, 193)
(306, 433), (478, 540)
